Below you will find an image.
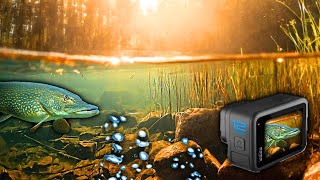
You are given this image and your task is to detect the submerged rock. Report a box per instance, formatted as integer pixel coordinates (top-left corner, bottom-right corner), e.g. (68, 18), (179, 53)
(175, 108), (226, 161)
(138, 114), (175, 134)
(53, 118), (71, 134)
(304, 151), (320, 180)
(153, 140), (213, 180)
(149, 141), (171, 161)
(218, 151), (307, 179)
(38, 156), (53, 166)
(136, 168), (156, 180)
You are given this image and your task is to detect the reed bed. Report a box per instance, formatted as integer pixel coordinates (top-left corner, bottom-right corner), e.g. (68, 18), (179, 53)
(149, 59), (276, 113)
(149, 58), (320, 134)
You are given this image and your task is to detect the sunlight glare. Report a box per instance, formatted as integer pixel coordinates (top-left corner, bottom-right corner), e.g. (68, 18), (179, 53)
(139, 0), (158, 16)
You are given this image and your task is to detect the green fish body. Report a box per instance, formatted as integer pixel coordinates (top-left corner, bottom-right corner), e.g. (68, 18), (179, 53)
(0, 82), (99, 131)
(265, 123), (300, 149)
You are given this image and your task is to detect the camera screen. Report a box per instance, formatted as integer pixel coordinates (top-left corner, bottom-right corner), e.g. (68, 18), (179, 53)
(264, 110), (302, 159)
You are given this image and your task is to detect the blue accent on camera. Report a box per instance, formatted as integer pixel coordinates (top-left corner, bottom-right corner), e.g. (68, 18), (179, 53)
(232, 119), (247, 135)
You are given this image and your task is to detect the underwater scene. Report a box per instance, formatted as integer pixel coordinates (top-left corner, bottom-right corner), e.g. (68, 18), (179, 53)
(264, 111), (302, 159)
(3, 0), (320, 179)
(1, 51), (320, 180)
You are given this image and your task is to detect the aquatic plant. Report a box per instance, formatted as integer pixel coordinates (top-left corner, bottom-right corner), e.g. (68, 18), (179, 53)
(277, 0), (320, 53)
(149, 60), (277, 114)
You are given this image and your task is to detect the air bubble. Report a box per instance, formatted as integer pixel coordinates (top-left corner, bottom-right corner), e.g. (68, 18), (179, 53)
(104, 123), (109, 128)
(112, 133), (124, 142)
(112, 143), (123, 153)
(109, 116), (120, 123)
(146, 164), (152, 169)
(120, 116), (127, 122)
(131, 163), (139, 169)
(181, 137), (188, 144)
(136, 139), (149, 147)
(104, 154), (123, 164)
(116, 171), (121, 178)
(180, 164), (185, 169)
(113, 122), (119, 128)
(138, 130), (147, 138)
(189, 162), (194, 168)
(173, 157), (179, 162)
(171, 162), (179, 169)
(139, 151), (149, 161)
(187, 147), (195, 155)
(120, 165), (126, 171)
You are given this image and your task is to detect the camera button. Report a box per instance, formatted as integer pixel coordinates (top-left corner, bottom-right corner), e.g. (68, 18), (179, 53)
(234, 137), (245, 151)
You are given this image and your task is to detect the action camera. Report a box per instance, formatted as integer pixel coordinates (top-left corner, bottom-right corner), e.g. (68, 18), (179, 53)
(220, 94), (308, 172)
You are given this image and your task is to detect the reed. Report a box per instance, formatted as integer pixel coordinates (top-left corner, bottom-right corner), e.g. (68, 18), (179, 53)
(149, 60), (277, 114)
(277, 0), (320, 53)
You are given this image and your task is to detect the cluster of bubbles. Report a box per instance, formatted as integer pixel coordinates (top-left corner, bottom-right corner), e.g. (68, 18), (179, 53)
(105, 115), (127, 129)
(102, 116), (153, 179)
(102, 116), (202, 179)
(187, 171), (202, 180)
(187, 147), (204, 159)
(169, 138), (203, 179)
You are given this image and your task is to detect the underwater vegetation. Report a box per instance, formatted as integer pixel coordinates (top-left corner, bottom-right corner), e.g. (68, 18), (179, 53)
(278, 0), (320, 53)
(149, 60), (277, 115)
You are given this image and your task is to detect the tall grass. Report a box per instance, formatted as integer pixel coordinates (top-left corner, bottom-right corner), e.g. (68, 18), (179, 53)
(277, 0), (320, 135)
(149, 60), (277, 114)
(278, 0), (320, 53)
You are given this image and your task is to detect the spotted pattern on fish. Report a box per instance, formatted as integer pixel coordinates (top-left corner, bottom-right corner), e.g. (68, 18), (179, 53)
(0, 82), (99, 128)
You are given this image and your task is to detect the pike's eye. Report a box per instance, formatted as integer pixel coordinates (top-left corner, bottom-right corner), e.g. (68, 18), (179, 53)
(64, 95), (70, 101)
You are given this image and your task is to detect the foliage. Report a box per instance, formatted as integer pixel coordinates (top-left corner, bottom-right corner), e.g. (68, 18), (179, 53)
(278, 0), (320, 53)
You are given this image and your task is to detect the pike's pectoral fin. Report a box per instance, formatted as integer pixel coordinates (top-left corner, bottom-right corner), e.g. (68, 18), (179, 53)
(0, 114), (12, 123)
(30, 116), (49, 132)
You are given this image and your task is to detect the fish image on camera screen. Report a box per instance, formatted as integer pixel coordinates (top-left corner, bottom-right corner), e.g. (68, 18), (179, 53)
(264, 111), (302, 158)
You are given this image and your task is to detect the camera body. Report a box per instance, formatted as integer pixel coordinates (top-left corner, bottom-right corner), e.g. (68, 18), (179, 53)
(220, 94), (308, 172)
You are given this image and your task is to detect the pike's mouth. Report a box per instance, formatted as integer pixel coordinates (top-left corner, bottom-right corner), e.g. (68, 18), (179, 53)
(75, 106), (99, 115)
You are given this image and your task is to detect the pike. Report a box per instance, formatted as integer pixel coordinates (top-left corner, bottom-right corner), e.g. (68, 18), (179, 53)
(265, 123), (300, 149)
(0, 82), (99, 132)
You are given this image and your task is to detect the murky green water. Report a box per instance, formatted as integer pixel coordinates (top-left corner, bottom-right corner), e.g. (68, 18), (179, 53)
(0, 54), (319, 179)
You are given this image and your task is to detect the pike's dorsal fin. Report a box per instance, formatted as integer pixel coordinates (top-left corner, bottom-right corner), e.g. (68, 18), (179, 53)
(0, 114), (12, 123)
(30, 116), (49, 132)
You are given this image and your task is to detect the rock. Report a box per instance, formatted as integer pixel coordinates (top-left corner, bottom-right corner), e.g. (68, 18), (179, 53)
(304, 151), (320, 179)
(0, 135), (6, 150)
(136, 168), (156, 180)
(79, 132), (95, 140)
(149, 132), (164, 142)
(53, 118), (71, 134)
(138, 114), (175, 134)
(53, 158), (60, 164)
(64, 140), (96, 159)
(153, 140), (211, 180)
(218, 151), (307, 180)
(120, 115), (138, 129)
(74, 160), (101, 178)
(95, 144), (112, 158)
(163, 131), (175, 141)
(7, 170), (29, 179)
(47, 164), (64, 173)
(149, 141), (171, 161)
(38, 156), (53, 166)
(203, 149), (220, 179)
(175, 108), (227, 161)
